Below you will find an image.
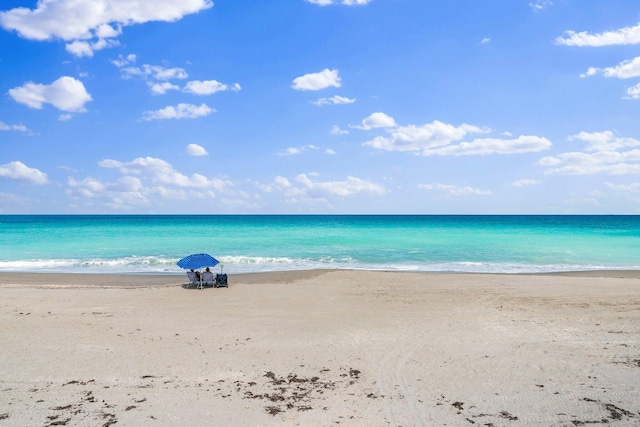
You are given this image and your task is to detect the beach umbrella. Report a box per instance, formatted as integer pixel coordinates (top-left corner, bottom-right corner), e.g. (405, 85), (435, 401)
(177, 253), (219, 270)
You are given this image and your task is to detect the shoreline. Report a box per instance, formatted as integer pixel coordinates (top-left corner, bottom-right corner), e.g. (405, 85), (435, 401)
(0, 268), (639, 288)
(1, 269), (639, 425)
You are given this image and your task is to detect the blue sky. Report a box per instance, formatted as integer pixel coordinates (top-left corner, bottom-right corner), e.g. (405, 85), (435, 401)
(1, 0), (640, 214)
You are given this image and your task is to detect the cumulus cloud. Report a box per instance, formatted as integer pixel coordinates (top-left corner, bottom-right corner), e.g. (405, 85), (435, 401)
(142, 103), (214, 120)
(292, 68), (341, 91)
(0, 0), (213, 57)
(98, 156), (228, 189)
(558, 20), (640, 99)
(307, 0), (371, 5)
(539, 130), (640, 175)
(149, 82), (180, 95)
(68, 156), (232, 208)
(353, 112), (397, 130)
(581, 56), (640, 80)
(556, 22), (640, 47)
(8, 76), (92, 112)
(419, 184), (492, 197)
(626, 83), (640, 99)
(186, 144), (208, 156)
(312, 95), (355, 106)
(67, 175), (147, 206)
(0, 161), (48, 184)
(361, 117), (550, 157)
(184, 80), (241, 95)
(556, 24), (640, 99)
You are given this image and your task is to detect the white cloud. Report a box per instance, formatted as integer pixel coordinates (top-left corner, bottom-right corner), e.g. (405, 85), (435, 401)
(362, 118), (550, 156)
(66, 37), (119, 57)
(258, 176), (291, 193)
(0, 122), (30, 133)
(420, 136), (552, 157)
(279, 147), (302, 156)
(540, 151), (640, 175)
(570, 130), (640, 152)
(581, 56), (640, 79)
(331, 125), (349, 135)
(605, 184), (640, 205)
(113, 56), (189, 93)
(481, 37), (491, 44)
(512, 179), (540, 187)
(274, 176), (291, 188)
(529, 0), (552, 11)
(556, 22), (640, 47)
(98, 156), (228, 190)
(142, 103), (214, 120)
(292, 68), (341, 91)
(606, 182), (640, 192)
(112, 53), (136, 67)
(419, 184), (492, 197)
(277, 145), (320, 156)
(307, 0), (371, 5)
(184, 80), (241, 95)
(312, 95), (355, 106)
(67, 176), (147, 206)
(121, 63), (188, 81)
(0, 161), (48, 185)
(295, 174), (386, 198)
(8, 76), (92, 112)
(363, 120), (484, 151)
(149, 82), (180, 95)
(353, 112), (397, 130)
(186, 144), (208, 156)
(67, 176), (106, 197)
(259, 174), (385, 200)
(559, 20), (640, 99)
(626, 83), (640, 99)
(0, 0), (213, 57)
(70, 156), (233, 207)
(113, 56), (242, 98)
(539, 131), (640, 175)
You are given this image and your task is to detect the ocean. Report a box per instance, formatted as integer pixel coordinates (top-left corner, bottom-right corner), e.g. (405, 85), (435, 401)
(1, 215), (639, 275)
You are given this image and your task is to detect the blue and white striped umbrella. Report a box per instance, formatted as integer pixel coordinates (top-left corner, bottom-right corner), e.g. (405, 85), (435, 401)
(176, 253), (219, 270)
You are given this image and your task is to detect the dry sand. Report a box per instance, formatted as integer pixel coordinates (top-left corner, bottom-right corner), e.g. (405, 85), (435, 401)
(0, 270), (639, 426)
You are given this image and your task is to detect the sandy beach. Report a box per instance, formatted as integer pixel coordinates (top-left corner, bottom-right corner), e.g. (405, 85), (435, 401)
(1, 270), (639, 426)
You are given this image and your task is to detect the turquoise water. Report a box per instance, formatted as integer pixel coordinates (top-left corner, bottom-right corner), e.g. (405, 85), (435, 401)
(1, 215), (639, 274)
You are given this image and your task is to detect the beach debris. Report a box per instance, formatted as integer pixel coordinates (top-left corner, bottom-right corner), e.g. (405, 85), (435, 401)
(232, 367), (362, 416)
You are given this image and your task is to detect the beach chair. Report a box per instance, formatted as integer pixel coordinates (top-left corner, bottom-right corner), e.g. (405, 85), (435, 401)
(186, 271), (199, 288)
(202, 271), (215, 288)
(215, 273), (228, 288)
